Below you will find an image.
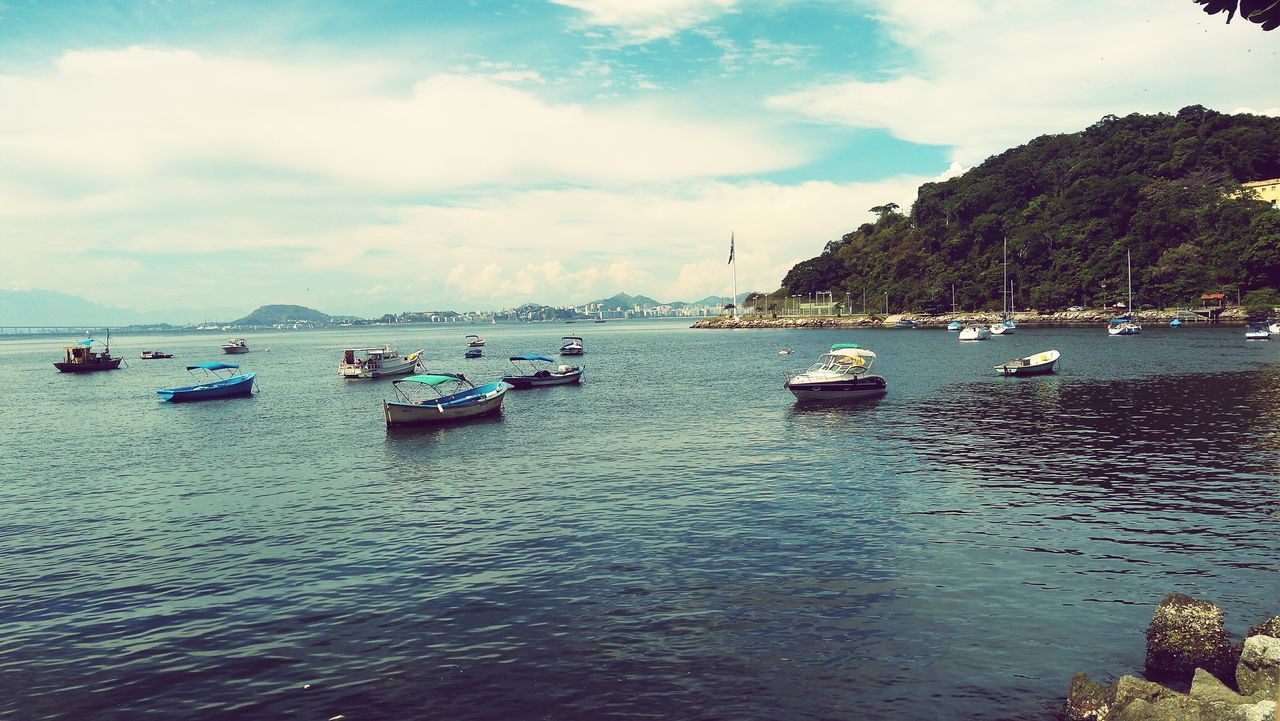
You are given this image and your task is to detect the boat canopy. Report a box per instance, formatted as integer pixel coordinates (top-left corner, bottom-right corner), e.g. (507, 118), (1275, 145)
(829, 347), (876, 360)
(188, 362), (239, 370)
(562, 336), (583, 341)
(466, 334), (480, 339)
(510, 355), (555, 363)
(398, 373), (466, 386)
(77, 338), (96, 347)
(829, 343), (861, 351)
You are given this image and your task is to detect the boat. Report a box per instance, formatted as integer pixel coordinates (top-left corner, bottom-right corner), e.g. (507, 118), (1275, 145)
(559, 336), (585, 356)
(156, 362), (255, 402)
(54, 332), (123, 373)
(1245, 323), (1271, 340)
(466, 334), (486, 347)
(465, 347), (483, 358)
(1269, 320), (1280, 335)
(1169, 319), (1183, 328)
(383, 373), (510, 426)
(778, 348), (794, 355)
(989, 321), (1012, 336)
(947, 321), (962, 331)
(783, 344), (887, 401)
(995, 349), (1060, 376)
(1107, 251), (1142, 336)
(958, 325), (991, 341)
(339, 344), (422, 379)
(893, 319), (917, 329)
(140, 350), (174, 359)
(993, 236), (1017, 334)
(221, 338), (249, 354)
(501, 355), (584, 388)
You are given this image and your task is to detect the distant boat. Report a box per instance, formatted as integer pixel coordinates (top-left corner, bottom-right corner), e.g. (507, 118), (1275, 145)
(140, 350), (174, 359)
(893, 319), (917, 329)
(339, 344), (421, 379)
(54, 332), (122, 373)
(383, 373), (510, 426)
(157, 362), (255, 402)
(994, 236), (1017, 333)
(783, 344), (887, 401)
(778, 348), (793, 355)
(559, 336), (584, 356)
(1245, 323), (1270, 340)
(1107, 251), (1142, 336)
(466, 334), (486, 347)
(1269, 319), (1280, 334)
(221, 338), (249, 354)
(995, 350), (1060, 376)
(958, 325), (991, 341)
(501, 355), (584, 388)
(1169, 319), (1183, 328)
(947, 321), (962, 331)
(465, 347), (483, 358)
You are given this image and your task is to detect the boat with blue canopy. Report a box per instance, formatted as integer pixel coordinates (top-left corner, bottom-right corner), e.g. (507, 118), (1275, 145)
(157, 362), (255, 402)
(501, 355), (583, 388)
(383, 373), (510, 426)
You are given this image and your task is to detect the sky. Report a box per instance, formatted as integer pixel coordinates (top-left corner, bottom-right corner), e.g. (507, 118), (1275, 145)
(2, 0), (1278, 319)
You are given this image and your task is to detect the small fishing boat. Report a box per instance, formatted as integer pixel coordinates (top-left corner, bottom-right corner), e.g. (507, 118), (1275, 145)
(140, 350), (174, 359)
(947, 321), (962, 331)
(995, 349), (1060, 376)
(501, 355), (584, 388)
(221, 338), (249, 354)
(1245, 323), (1270, 340)
(383, 373), (510, 426)
(339, 344), (422, 379)
(466, 334), (486, 347)
(778, 348), (794, 355)
(893, 319), (917, 329)
(783, 344), (887, 401)
(465, 347), (483, 359)
(958, 325), (991, 341)
(157, 362), (255, 402)
(559, 336), (585, 356)
(55, 333), (123, 373)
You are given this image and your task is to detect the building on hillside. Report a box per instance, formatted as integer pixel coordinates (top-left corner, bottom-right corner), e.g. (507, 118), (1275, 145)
(1241, 178), (1280, 208)
(1200, 293), (1227, 309)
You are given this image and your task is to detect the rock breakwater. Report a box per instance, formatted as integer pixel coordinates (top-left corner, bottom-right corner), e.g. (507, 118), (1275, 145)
(691, 309), (1245, 329)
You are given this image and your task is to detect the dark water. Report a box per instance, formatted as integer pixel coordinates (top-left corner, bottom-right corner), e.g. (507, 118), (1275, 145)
(2, 321), (1276, 720)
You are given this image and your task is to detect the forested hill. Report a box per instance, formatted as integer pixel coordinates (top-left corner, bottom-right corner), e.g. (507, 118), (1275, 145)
(781, 106), (1280, 312)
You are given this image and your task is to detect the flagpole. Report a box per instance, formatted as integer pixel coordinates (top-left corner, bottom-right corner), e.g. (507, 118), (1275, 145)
(729, 232), (739, 318)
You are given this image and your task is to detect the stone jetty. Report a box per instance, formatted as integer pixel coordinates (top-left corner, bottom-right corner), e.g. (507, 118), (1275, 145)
(691, 309), (1246, 329)
(1061, 593), (1278, 721)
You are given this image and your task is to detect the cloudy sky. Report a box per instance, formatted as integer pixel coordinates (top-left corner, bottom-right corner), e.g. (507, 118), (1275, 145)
(2, 0), (1278, 318)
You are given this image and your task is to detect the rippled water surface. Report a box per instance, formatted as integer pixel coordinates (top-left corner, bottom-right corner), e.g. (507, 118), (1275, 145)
(2, 321), (1277, 720)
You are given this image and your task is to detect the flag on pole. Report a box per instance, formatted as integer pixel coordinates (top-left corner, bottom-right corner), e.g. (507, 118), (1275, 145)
(727, 233), (735, 264)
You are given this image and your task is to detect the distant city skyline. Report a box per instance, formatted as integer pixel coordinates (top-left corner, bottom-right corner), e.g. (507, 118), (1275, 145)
(2, 1), (1277, 317)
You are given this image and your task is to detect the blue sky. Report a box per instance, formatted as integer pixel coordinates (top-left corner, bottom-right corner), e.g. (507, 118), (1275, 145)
(2, 0), (1277, 320)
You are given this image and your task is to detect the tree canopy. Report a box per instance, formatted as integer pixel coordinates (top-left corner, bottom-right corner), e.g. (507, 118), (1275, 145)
(779, 107), (1280, 313)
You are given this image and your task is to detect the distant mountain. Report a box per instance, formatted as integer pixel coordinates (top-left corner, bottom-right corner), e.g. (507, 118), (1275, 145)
(0, 289), (149, 326)
(587, 292), (662, 309)
(233, 304), (332, 326)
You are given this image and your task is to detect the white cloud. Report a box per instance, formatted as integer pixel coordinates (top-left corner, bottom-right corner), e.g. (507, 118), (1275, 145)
(769, 0), (1280, 166)
(551, 0), (740, 43)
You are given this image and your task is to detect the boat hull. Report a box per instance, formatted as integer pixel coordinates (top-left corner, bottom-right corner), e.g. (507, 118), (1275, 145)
(383, 382), (508, 426)
(54, 357), (123, 373)
(996, 361), (1056, 376)
(221, 346), (249, 354)
(559, 348), (584, 356)
(501, 368), (584, 388)
(1245, 332), (1270, 340)
(785, 374), (887, 401)
(340, 355), (419, 379)
(958, 328), (990, 341)
(157, 373), (255, 402)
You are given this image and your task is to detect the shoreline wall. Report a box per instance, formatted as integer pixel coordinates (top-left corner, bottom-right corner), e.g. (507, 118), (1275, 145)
(691, 309), (1247, 329)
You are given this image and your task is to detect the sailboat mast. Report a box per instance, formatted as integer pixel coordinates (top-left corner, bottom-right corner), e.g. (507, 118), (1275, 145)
(1127, 249), (1133, 315)
(1002, 236), (1008, 316)
(730, 233), (739, 319)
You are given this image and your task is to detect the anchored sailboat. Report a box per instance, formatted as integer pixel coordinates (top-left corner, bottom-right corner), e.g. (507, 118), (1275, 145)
(1108, 250), (1142, 336)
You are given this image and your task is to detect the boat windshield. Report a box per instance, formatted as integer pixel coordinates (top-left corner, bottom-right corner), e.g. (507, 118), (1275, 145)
(807, 352), (872, 375)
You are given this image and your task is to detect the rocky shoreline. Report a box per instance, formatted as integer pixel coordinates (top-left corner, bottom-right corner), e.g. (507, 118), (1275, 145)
(691, 309), (1245, 329)
(1062, 593), (1278, 721)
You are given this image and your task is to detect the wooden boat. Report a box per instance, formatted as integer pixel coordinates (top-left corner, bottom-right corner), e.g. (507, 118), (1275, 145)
(157, 362), (255, 402)
(958, 325), (990, 341)
(466, 334), (486, 347)
(221, 338), (249, 354)
(54, 333), (122, 373)
(995, 349), (1060, 376)
(339, 344), (421, 379)
(501, 355), (584, 388)
(383, 373), (510, 426)
(784, 344), (887, 401)
(559, 336), (584, 355)
(140, 350), (174, 359)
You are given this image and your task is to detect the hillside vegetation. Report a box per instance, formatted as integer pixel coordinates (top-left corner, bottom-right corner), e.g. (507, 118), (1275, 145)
(780, 106), (1280, 312)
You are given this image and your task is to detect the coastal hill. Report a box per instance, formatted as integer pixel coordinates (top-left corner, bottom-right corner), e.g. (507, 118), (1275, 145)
(232, 304), (332, 326)
(780, 106), (1280, 312)
(588, 292), (662, 309)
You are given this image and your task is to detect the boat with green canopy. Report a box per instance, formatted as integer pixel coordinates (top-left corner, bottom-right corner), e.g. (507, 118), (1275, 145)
(383, 373), (511, 426)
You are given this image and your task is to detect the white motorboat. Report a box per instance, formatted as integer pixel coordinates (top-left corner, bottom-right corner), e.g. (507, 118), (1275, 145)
(465, 334), (486, 347)
(340, 344), (423, 379)
(989, 322), (1011, 335)
(783, 344), (887, 401)
(221, 338), (249, 354)
(1268, 320), (1280, 335)
(1245, 323), (1271, 340)
(778, 348), (793, 355)
(559, 336), (584, 356)
(995, 349), (1060, 376)
(958, 325), (991, 341)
